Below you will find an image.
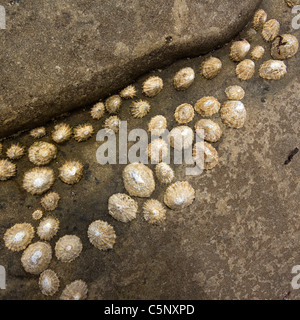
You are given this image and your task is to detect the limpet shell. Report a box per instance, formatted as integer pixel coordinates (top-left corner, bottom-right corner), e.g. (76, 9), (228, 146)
(4, 223), (34, 251)
(120, 85), (137, 99)
(155, 162), (175, 184)
(37, 217), (59, 241)
(90, 102), (105, 120)
(28, 141), (57, 166)
(194, 96), (220, 117)
(88, 220), (116, 250)
(253, 9), (267, 31)
(105, 95), (122, 114)
(194, 119), (222, 143)
(169, 126), (194, 150)
(104, 115), (121, 133)
(193, 142), (219, 170)
(39, 269), (60, 296)
(201, 57), (222, 79)
(60, 280), (88, 300)
(131, 100), (151, 118)
(271, 34), (299, 60)
(58, 161), (83, 185)
(55, 235), (82, 263)
(229, 40), (251, 62)
(21, 242), (52, 275)
(108, 193), (138, 223)
(220, 100), (247, 129)
(147, 138), (169, 163)
(30, 127), (46, 139)
(73, 124), (94, 142)
(225, 85), (245, 100)
(173, 67), (195, 90)
(262, 19), (280, 42)
(52, 123), (72, 143)
(236, 59), (255, 81)
(40, 192), (60, 211)
(123, 163), (155, 198)
(148, 115), (167, 136)
(259, 60), (287, 80)
(142, 76), (163, 97)
(250, 45), (265, 60)
(6, 143), (25, 160)
(0, 159), (16, 181)
(32, 209), (43, 220)
(143, 199), (166, 225)
(23, 167), (55, 195)
(164, 181), (195, 210)
(174, 103), (194, 124)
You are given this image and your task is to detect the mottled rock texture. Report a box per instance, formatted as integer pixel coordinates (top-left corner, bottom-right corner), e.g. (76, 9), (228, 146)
(0, 0), (261, 138)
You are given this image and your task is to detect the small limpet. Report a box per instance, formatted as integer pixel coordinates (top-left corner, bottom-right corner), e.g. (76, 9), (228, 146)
(142, 76), (163, 97)
(148, 115), (167, 136)
(39, 269), (60, 296)
(131, 100), (151, 118)
(173, 67), (195, 90)
(174, 103), (194, 124)
(120, 85), (137, 99)
(21, 242), (52, 275)
(28, 141), (57, 166)
(225, 85), (245, 100)
(104, 115), (121, 133)
(169, 126), (194, 150)
(250, 45), (265, 60)
(60, 280), (88, 300)
(229, 40), (251, 62)
(30, 127), (46, 139)
(271, 34), (299, 60)
(6, 143), (25, 160)
(193, 142), (219, 170)
(236, 59), (255, 81)
(105, 95), (122, 114)
(123, 163), (155, 198)
(4, 223), (34, 251)
(194, 119), (222, 143)
(52, 123), (72, 143)
(32, 209), (43, 220)
(37, 217), (59, 241)
(143, 199), (166, 225)
(259, 60), (287, 80)
(220, 100), (247, 129)
(262, 19), (280, 42)
(253, 9), (267, 31)
(55, 235), (82, 263)
(23, 167), (55, 195)
(147, 138), (169, 163)
(164, 181), (195, 210)
(88, 220), (116, 251)
(73, 124), (94, 142)
(201, 57), (222, 79)
(155, 162), (175, 184)
(58, 161), (83, 185)
(0, 159), (16, 181)
(108, 193), (138, 223)
(40, 192), (60, 211)
(90, 102), (105, 120)
(194, 96), (220, 117)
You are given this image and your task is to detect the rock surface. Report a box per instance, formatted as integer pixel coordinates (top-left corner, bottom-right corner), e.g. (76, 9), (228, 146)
(0, 0), (261, 138)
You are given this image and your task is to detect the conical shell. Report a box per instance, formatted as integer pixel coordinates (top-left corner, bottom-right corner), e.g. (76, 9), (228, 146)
(164, 181), (195, 210)
(30, 127), (46, 139)
(229, 40), (251, 62)
(220, 100), (247, 129)
(155, 162), (175, 184)
(193, 142), (219, 170)
(4, 223), (34, 251)
(142, 76), (163, 97)
(174, 103), (194, 124)
(253, 9), (267, 30)
(271, 34), (299, 60)
(108, 193), (138, 223)
(39, 269), (60, 296)
(90, 102), (105, 120)
(194, 119), (222, 143)
(148, 115), (167, 136)
(0, 159), (16, 181)
(23, 167), (55, 195)
(37, 217), (59, 241)
(143, 199), (166, 224)
(123, 163), (155, 198)
(194, 96), (220, 117)
(105, 95), (122, 114)
(60, 280), (88, 300)
(73, 124), (94, 142)
(259, 60), (287, 80)
(169, 126), (194, 150)
(52, 123), (72, 143)
(236, 59), (255, 81)
(55, 235), (82, 263)
(131, 100), (151, 118)
(6, 143), (25, 160)
(21, 242), (52, 275)
(104, 115), (121, 133)
(58, 161), (83, 185)
(32, 209), (43, 220)
(147, 138), (169, 163)
(262, 19), (280, 42)
(201, 57), (222, 79)
(40, 192), (60, 211)
(250, 45), (265, 60)
(173, 67), (195, 90)
(224, 85), (245, 100)
(120, 85), (137, 99)
(28, 142), (57, 166)
(88, 220), (116, 250)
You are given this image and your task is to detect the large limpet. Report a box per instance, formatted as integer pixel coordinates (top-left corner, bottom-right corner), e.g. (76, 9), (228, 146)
(271, 34), (299, 60)
(23, 167), (55, 195)
(259, 60), (287, 80)
(164, 181), (195, 210)
(4, 223), (35, 251)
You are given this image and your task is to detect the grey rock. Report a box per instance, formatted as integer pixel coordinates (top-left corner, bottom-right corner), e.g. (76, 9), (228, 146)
(0, 0), (261, 138)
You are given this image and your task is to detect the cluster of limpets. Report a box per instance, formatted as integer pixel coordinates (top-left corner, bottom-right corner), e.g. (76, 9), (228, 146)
(1, 6), (298, 300)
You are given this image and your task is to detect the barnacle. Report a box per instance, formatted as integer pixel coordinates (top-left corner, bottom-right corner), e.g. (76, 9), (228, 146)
(55, 235), (82, 263)
(108, 193), (138, 223)
(4, 223), (34, 251)
(88, 220), (116, 250)
(23, 167), (55, 195)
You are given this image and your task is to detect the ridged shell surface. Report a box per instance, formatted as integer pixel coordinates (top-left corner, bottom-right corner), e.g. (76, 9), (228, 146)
(220, 101), (247, 128)
(60, 280), (88, 300)
(164, 181), (195, 210)
(259, 60), (287, 80)
(88, 220), (116, 250)
(271, 34), (299, 60)
(173, 67), (195, 90)
(23, 167), (55, 195)
(108, 193), (138, 223)
(55, 235), (82, 263)
(4, 223), (34, 251)
(194, 119), (222, 143)
(39, 269), (60, 296)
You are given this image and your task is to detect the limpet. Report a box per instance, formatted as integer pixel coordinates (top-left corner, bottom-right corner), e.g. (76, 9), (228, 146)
(30, 127), (46, 139)
(164, 181), (195, 210)
(250, 45), (265, 60)
(105, 95), (122, 114)
(193, 142), (219, 170)
(155, 162), (175, 184)
(39, 269), (60, 296)
(104, 115), (121, 133)
(55, 235), (82, 263)
(58, 161), (83, 185)
(40, 192), (60, 211)
(73, 124), (94, 142)
(225, 85), (245, 100)
(37, 217), (59, 241)
(271, 34), (299, 60)
(120, 85), (137, 99)
(253, 9), (267, 31)
(88, 220), (116, 250)
(90, 102), (105, 120)
(194, 119), (222, 143)
(60, 280), (88, 300)
(23, 167), (55, 195)
(32, 209), (43, 220)
(147, 138), (169, 163)
(194, 96), (220, 117)
(174, 103), (194, 124)
(173, 67), (195, 90)
(52, 123), (72, 143)
(108, 193), (138, 223)
(220, 100), (247, 129)
(143, 199), (166, 225)
(236, 59), (255, 81)
(201, 57), (222, 79)
(169, 126), (194, 150)
(4, 223), (34, 251)
(142, 76), (163, 97)
(259, 60), (287, 80)
(0, 159), (16, 181)
(28, 141), (57, 166)
(229, 40), (251, 62)
(6, 143), (25, 160)
(148, 115), (167, 136)
(131, 100), (151, 118)
(262, 19), (280, 42)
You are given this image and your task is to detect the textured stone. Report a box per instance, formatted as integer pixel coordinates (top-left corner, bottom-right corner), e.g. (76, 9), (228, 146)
(0, 0), (260, 138)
